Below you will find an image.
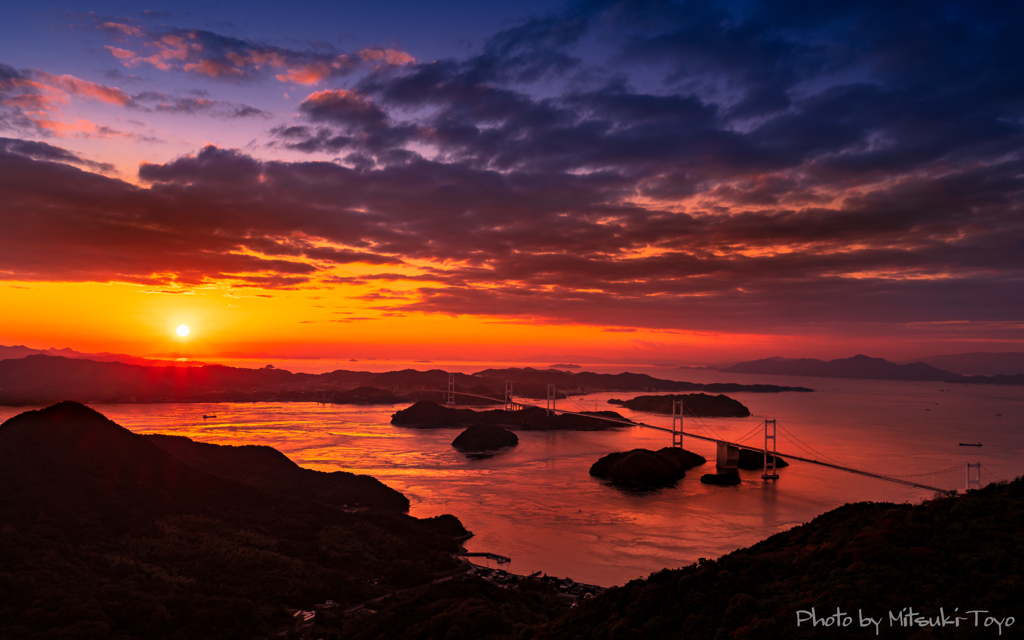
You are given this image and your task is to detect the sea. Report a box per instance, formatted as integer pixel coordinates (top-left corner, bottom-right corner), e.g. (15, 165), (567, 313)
(2, 362), (1021, 587)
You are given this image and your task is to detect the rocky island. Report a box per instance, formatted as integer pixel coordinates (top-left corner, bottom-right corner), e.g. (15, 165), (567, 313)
(737, 449), (788, 469)
(451, 424), (520, 455)
(392, 400), (630, 430)
(590, 447), (706, 490)
(608, 393), (751, 417)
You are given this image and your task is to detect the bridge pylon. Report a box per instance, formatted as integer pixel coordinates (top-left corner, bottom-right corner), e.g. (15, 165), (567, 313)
(762, 419), (779, 480)
(446, 373), (456, 407)
(672, 399), (683, 448)
(505, 380), (514, 411)
(546, 384), (556, 416)
(966, 462), (981, 491)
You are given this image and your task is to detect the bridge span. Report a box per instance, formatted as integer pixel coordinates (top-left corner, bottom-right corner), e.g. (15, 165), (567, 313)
(421, 378), (958, 496)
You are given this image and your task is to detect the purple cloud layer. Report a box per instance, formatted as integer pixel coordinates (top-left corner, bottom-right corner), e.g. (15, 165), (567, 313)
(1, 0), (1022, 339)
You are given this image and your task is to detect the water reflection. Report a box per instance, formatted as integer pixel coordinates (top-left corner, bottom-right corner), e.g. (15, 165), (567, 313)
(0, 372), (1020, 586)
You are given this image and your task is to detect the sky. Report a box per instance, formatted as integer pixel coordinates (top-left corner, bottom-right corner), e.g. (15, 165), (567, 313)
(1, 0), (1022, 364)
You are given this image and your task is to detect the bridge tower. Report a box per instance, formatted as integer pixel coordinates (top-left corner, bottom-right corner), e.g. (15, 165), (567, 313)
(446, 373), (456, 407)
(762, 419), (779, 480)
(505, 380), (514, 411)
(672, 399), (684, 448)
(546, 384), (556, 415)
(966, 462), (981, 491)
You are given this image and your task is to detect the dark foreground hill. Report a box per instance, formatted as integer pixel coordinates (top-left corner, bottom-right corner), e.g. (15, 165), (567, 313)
(0, 402), (467, 638)
(721, 354), (958, 381)
(335, 478), (1024, 640)
(143, 434), (409, 510)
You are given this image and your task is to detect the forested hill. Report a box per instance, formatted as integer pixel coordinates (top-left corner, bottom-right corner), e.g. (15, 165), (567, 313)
(0, 402), (468, 638)
(528, 478), (1023, 639)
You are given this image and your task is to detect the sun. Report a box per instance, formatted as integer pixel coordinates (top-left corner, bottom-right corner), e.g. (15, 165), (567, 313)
(176, 324), (190, 337)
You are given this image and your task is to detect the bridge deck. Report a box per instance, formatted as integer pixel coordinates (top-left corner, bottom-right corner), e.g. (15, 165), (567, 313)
(427, 387), (956, 495)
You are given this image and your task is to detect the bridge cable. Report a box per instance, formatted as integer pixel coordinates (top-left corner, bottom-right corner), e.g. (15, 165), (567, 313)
(775, 422), (846, 467)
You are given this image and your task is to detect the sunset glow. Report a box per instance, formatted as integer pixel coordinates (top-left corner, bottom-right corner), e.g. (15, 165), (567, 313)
(1, 0), (1021, 364)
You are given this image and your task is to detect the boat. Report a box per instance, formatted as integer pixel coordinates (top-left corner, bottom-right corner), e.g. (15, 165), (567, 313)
(958, 442), (982, 447)
(203, 414), (217, 419)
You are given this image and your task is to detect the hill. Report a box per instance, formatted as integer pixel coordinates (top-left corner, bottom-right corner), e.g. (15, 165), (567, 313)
(721, 354), (957, 381)
(946, 373), (1024, 386)
(143, 434), (409, 510)
(608, 393), (751, 417)
(0, 356), (812, 406)
(475, 367), (813, 394)
(913, 351), (1024, 376)
(0, 343), (202, 367)
(590, 447), (707, 490)
(0, 402), (467, 637)
(333, 478), (1024, 639)
(530, 478), (1023, 638)
(391, 401), (630, 430)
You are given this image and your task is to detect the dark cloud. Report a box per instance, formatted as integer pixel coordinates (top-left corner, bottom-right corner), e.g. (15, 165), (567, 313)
(127, 91), (270, 118)
(92, 20), (414, 85)
(4, 1), (1023, 341)
(0, 136), (114, 172)
(1, 137), (1021, 338)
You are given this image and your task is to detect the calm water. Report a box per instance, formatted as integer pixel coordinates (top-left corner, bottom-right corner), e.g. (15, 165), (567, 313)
(2, 367), (1021, 587)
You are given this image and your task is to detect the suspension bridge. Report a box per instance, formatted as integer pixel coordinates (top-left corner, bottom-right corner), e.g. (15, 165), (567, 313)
(419, 373), (996, 496)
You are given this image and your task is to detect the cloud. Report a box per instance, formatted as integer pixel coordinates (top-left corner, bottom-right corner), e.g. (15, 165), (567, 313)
(0, 136), (1020, 338)
(0, 136), (114, 171)
(95, 24), (414, 85)
(127, 91), (270, 118)
(3, 1), (1022, 342)
(0, 64), (142, 139)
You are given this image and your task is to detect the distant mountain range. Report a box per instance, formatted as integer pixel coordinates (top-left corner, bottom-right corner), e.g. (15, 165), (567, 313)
(720, 354), (1024, 383)
(720, 354), (955, 380)
(907, 351), (1024, 376)
(0, 344), (201, 367)
(0, 356), (811, 406)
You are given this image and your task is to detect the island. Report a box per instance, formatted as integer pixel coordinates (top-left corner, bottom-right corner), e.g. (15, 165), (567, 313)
(451, 424), (520, 454)
(737, 449), (787, 469)
(392, 400), (630, 430)
(590, 447), (706, 490)
(608, 393), (751, 417)
(700, 471), (741, 485)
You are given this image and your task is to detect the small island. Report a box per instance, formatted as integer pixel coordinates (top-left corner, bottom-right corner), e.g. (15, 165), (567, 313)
(737, 449), (787, 470)
(451, 424), (519, 455)
(608, 393), (751, 417)
(701, 471), (741, 485)
(392, 400), (630, 430)
(590, 447), (706, 490)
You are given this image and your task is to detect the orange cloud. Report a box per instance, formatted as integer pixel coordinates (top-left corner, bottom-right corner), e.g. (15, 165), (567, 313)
(183, 59), (244, 78)
(358, 47), (415, 66)
(101, 22), (143, 36)
(98, 27), (413, 85)
(104, 46), (137, 60)
(34, 72), (130, 106)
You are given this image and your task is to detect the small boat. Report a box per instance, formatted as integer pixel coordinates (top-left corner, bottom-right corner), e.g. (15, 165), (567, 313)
(959, 442), (982, 447)
(203, 414), (217, 419)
